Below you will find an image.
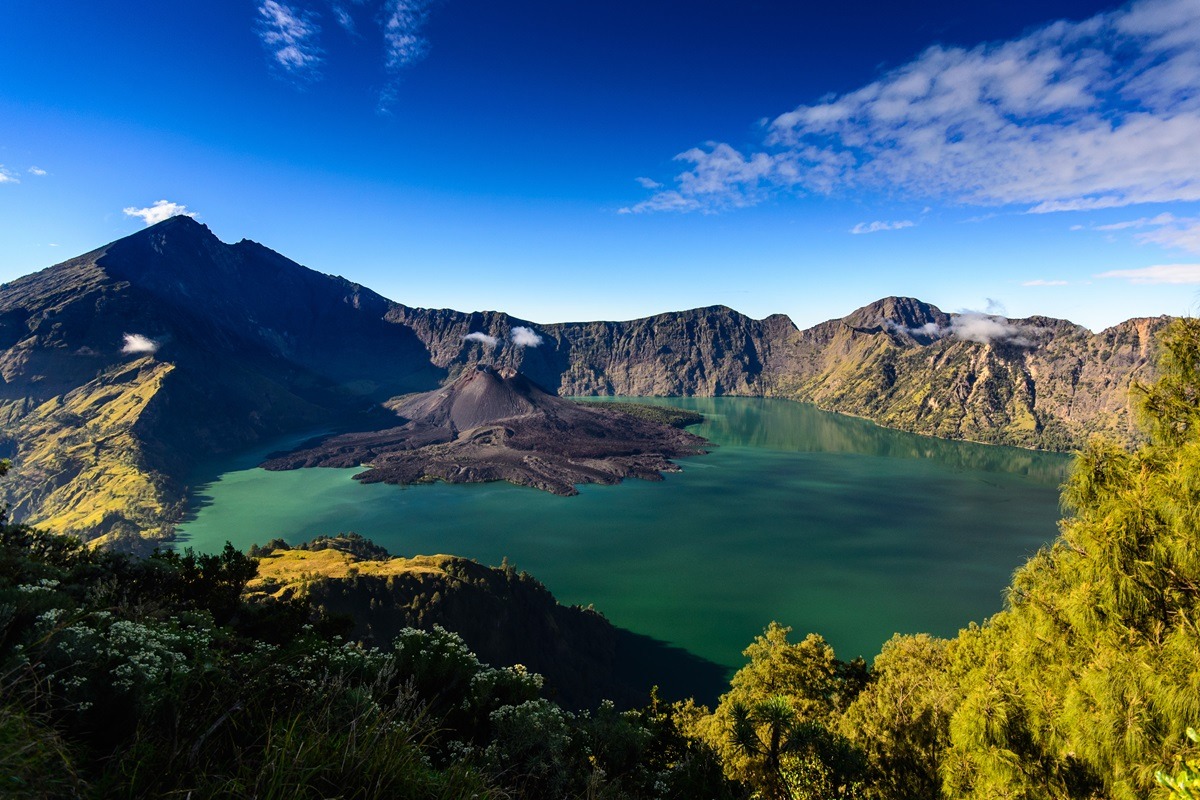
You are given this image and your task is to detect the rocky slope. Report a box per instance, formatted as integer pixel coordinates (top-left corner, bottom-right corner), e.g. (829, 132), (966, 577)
(388, 296), (1164, 450)
(247, 536), (727, 708)
(0, 217), (441, 548)
(763, 297), (1166, 449)
(0, 217), (1169, 545)
(262, 364), (708, 495)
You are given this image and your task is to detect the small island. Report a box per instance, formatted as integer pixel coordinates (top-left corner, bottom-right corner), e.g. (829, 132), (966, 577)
(261, 365), (709, 495)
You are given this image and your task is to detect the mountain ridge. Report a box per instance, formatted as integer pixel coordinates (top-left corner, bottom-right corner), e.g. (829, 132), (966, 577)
(0, 217), (1168, 546)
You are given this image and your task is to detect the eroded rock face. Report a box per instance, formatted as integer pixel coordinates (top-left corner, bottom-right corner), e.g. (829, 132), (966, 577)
(262, 365), (709, 495)
(386, 297), (1166, 451)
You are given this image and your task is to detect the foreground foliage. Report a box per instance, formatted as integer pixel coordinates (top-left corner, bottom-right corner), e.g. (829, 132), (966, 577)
(0, 499), (738, 798)
(4, 319), (1200, 798)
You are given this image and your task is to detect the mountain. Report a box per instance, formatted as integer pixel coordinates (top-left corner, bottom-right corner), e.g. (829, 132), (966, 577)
(388, 296), (1164, 450)
(0, 217), (1168, 546)
(0, 217), (442, 548)
(262, 364), (708, 495)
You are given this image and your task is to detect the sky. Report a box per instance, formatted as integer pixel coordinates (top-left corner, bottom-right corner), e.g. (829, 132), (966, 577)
(2, 0), (1200, 331)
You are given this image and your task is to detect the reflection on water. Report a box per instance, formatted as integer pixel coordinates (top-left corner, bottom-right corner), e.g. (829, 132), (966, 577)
(607, 397), (1069, 483)
(178, 398), (1071, 669)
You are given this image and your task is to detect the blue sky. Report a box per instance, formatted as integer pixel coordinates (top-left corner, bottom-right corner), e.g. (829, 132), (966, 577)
(2, 0), (1199, 331)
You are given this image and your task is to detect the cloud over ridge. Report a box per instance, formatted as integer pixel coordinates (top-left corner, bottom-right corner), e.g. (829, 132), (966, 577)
(121, 333), (160, 355)
(626, 0), (1200, 215)
(510, 326), (543, 348)
(123, 200), (195, 226)
(463, 331), (499, 348)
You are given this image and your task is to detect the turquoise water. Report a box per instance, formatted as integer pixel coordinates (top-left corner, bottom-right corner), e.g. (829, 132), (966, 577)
(176, 398), (1070, 669)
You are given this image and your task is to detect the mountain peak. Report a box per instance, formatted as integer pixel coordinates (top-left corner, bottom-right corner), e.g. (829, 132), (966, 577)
(843, 296), (949, 336)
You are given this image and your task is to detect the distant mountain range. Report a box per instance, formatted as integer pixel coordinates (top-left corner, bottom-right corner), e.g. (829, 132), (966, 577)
(0, 217), (1167, 547)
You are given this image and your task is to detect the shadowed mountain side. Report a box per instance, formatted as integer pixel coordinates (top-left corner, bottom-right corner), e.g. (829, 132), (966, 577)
(261, 365), (710, 496)
(0, 217), (443, 547)
(247, 540), (728, 709)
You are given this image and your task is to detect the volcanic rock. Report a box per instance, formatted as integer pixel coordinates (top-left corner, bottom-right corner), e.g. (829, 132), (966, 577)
(261, 365), (710, 495)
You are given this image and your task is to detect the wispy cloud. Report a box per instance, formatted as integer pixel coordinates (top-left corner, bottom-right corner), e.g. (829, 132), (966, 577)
(1022, 278), (1069, 286)
(121, 333), (160, 355)
(27, 166), (47, 177)
(1089, 211), (1200, 253)
(628, 0), (1200, 215)
(510, 326), (543, 348)
(635, 177), (663, 190)
(1094, 212), (1177, 231)
(376, 0), (437, 111)
(123, 200), (196, 226)
(251, 1), (438, 109)
(330, 1), (358, 33)
(257, 0), (322, 76)
(463, 331), (498, 348)
(1096, 263), (1200, 284)
(1138, 221), (1200, 252)
(849, 219), (914, 235)
(0, 166), (19, 184)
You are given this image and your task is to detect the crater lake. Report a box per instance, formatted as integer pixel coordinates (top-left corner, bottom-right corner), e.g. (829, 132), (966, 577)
(176, 397), (1070, 670)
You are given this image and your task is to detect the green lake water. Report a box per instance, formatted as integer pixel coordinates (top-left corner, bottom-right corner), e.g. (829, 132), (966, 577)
(176, 397), (1071, 670)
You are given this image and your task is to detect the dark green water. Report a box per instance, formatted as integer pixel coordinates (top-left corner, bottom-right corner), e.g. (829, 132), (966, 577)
(176, 398), (1070, 669)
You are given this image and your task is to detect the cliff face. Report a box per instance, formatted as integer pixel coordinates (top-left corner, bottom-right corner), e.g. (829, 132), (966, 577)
(759, 299), (1166, 449)
(248, 541), (727, 708)
(386, 295), (1164, 451)
(388, 303), (798, 396)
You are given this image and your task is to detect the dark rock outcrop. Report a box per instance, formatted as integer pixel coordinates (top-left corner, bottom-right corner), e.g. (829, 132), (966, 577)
(262, 365), (709, 495)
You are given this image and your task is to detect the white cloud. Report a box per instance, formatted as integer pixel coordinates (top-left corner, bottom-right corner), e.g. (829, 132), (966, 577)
(1135, 217), (1200, 253)
(1096, 263), (1200, 283)
(27, 166), (47, 176)
(1094, 212), (1178, 231)
(849, 219), (915, 234)
(1022, 278), (1069, 286)
(257, 0), (322, 74)
(123, 200), (196, 226)
(510, 326), (543, 348)
(0, 166), (19, 184)
(121, 333), (160, 355)
(382, 0), (434, 70)
(882, 313), (1038, 346)
(635, 176), (663, 190)
(629, 0), (1200, 214)
(463, 331), (498, 348)
(331, 1), (357, 32)
(950, 313), (1038, 347)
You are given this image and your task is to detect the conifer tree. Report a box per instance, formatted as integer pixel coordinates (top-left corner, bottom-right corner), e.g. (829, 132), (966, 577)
(941, 318), (1200, 800)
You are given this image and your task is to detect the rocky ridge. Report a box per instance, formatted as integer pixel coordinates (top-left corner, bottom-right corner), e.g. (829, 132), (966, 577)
(0, 217), (1169, 545)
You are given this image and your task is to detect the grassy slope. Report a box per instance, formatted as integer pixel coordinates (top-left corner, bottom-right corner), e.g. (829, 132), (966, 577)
(3, 358), (178, 545)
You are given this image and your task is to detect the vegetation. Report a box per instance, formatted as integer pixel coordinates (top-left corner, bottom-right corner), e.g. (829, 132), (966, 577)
(577, 400), (706, 429)
(3, 319), (1200, 797)
(0, 481), (741, 797)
